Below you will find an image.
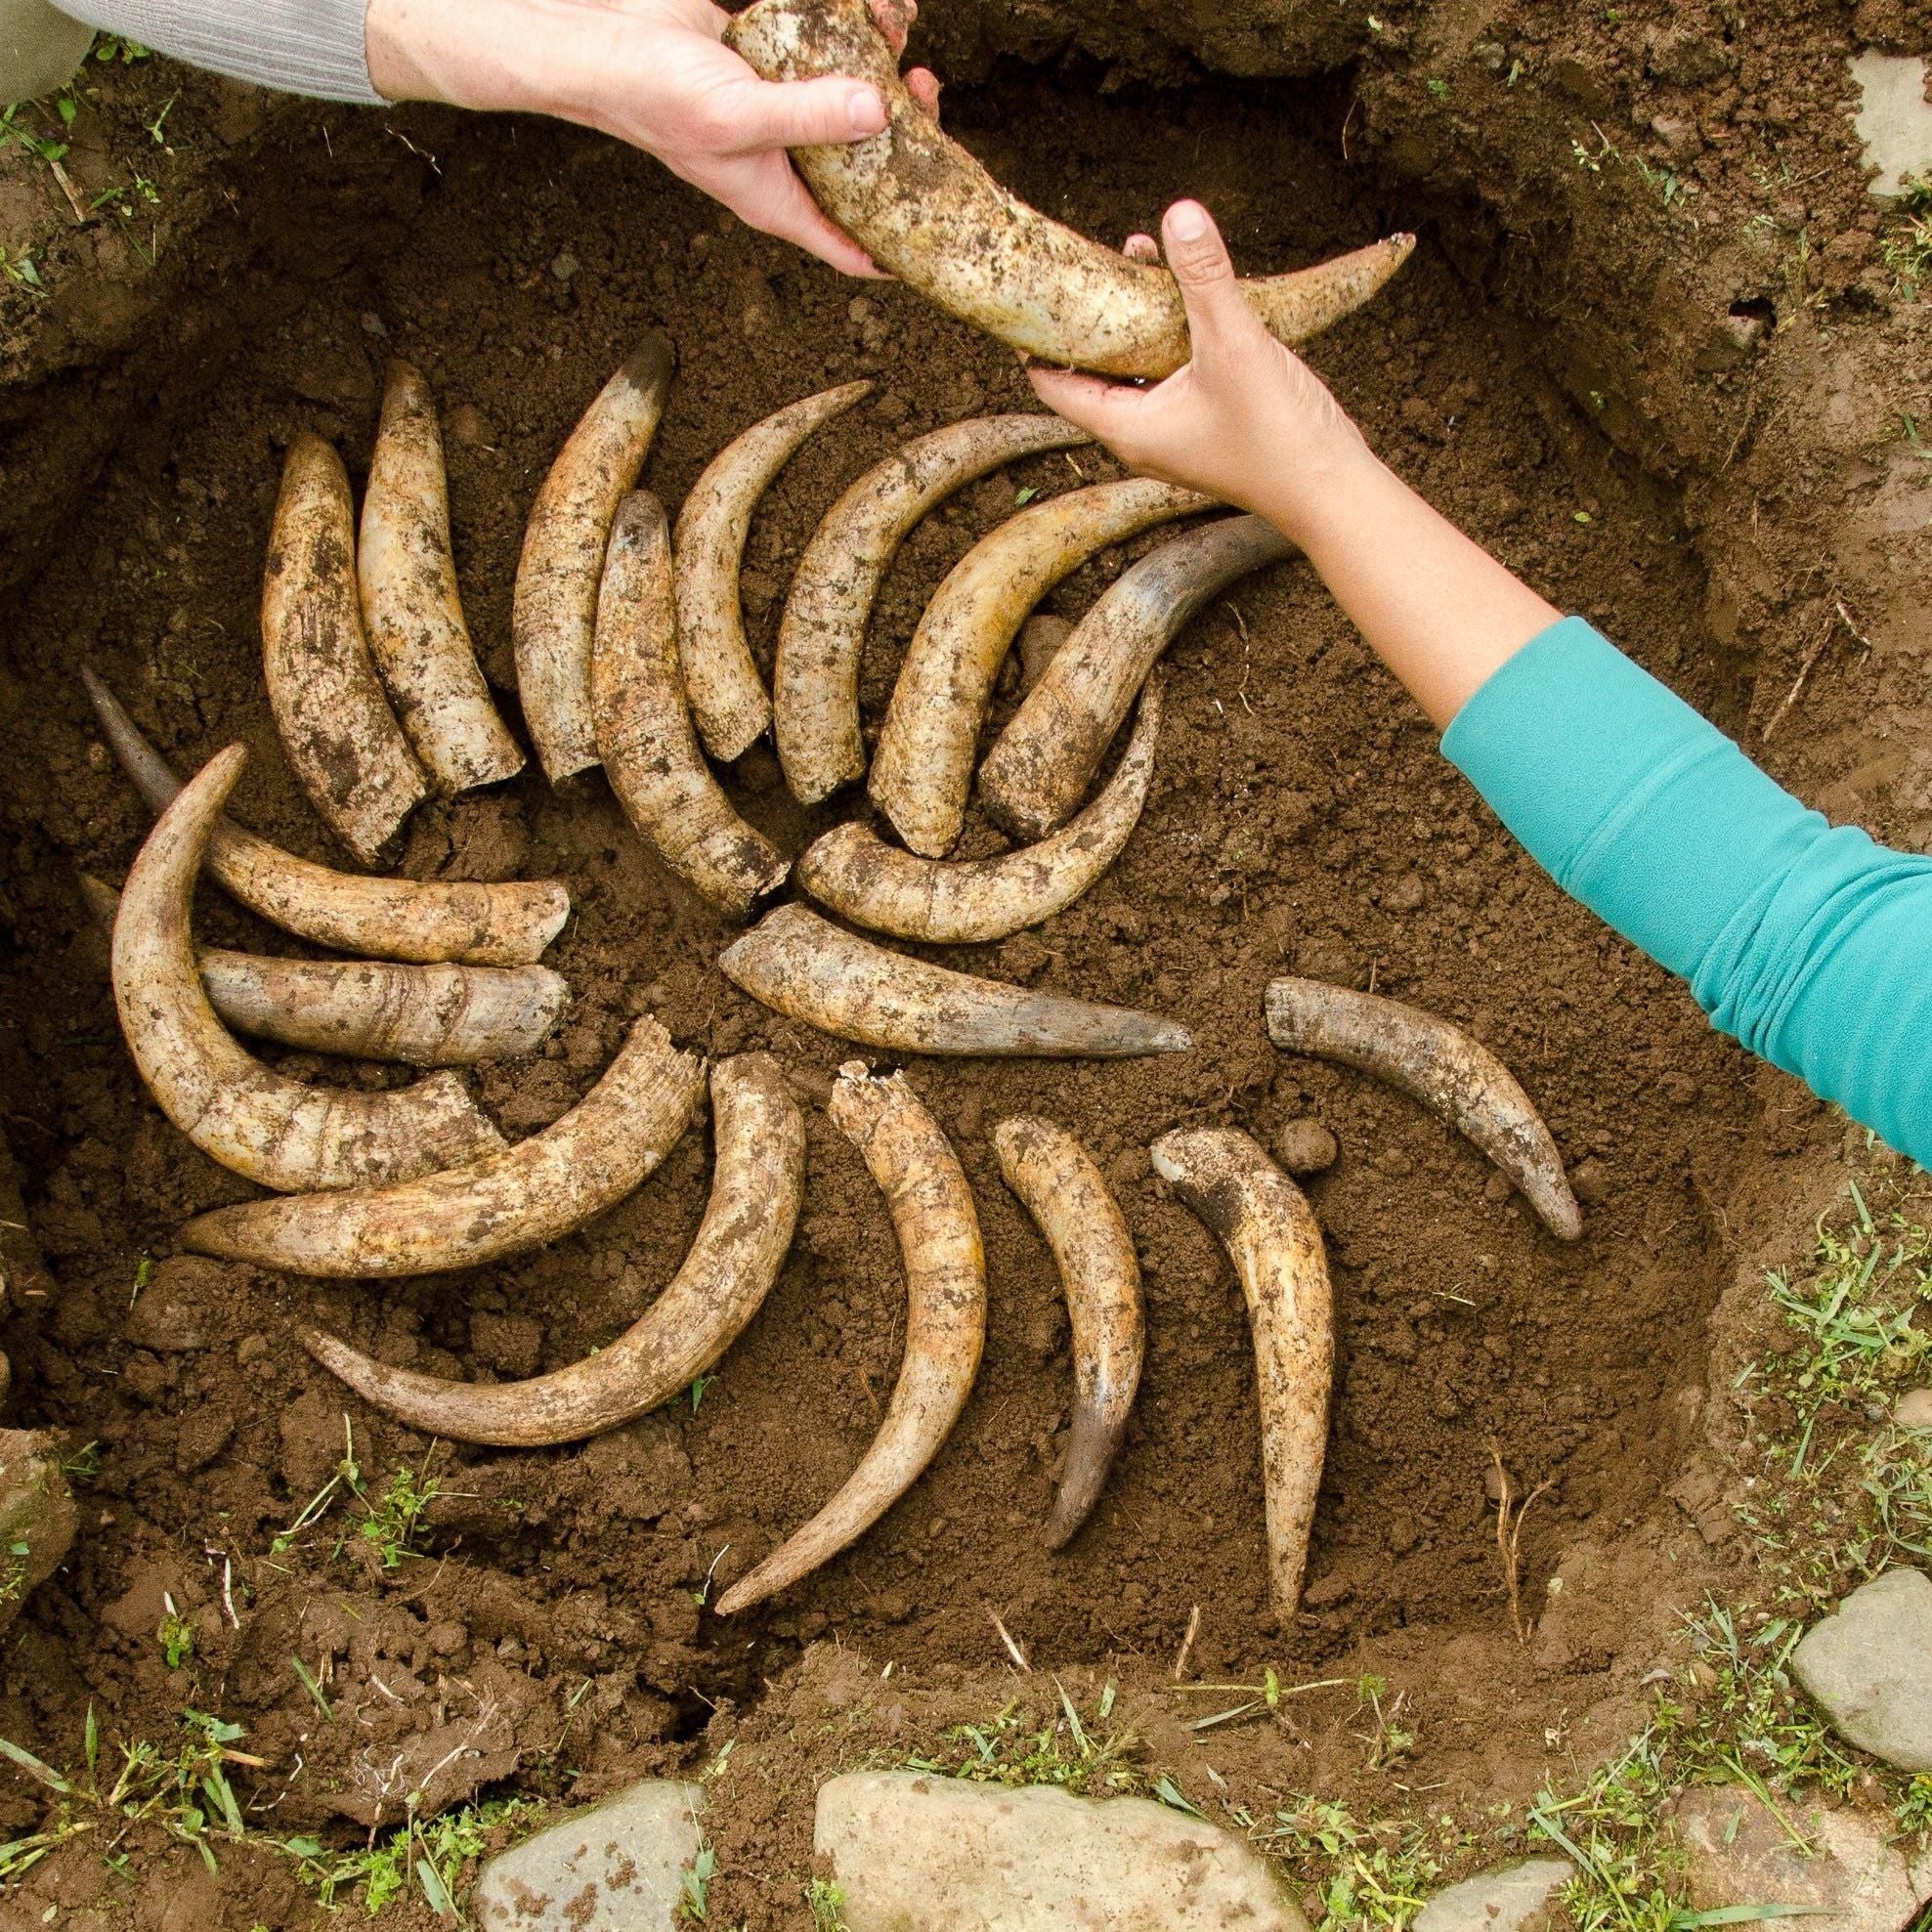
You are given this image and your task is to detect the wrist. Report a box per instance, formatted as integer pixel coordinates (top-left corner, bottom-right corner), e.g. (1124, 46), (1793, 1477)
(366, 0), (580, 113)
(1246, 419), (1381, 551)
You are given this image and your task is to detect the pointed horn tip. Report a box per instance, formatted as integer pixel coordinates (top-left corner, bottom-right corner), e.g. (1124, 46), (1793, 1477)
(1146, 1136), (1188, 1184)
(1546, 1193), (1585, 1243)
(1145, 1020), (1193, 1053)
(1040, 1512), (1081, 1552)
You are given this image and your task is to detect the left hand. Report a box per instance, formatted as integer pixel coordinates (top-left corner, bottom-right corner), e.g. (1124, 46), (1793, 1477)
(366, 0), (941, 277)
(1026, 199), (1369, 540)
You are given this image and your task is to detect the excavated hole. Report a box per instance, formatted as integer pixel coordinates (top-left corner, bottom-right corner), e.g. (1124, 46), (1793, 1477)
(0, 59), (1762, 1818)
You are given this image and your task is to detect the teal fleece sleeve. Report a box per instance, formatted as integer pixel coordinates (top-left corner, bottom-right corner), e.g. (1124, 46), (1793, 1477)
(1440, 616), (1932, 1167)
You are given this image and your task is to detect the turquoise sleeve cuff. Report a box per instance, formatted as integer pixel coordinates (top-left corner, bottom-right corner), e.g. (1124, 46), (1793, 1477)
(1441, 617), (1932, 1166)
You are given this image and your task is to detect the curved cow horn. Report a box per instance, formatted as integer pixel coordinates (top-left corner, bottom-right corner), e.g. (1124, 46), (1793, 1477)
(300, 1053), (802, 1444)
(590, 493), (789, 919)
(262, 433), (430, 863)
(797, 674), (1162, 945)
(719, 904), (1190, 1058)
(111, 746), (505, 1191)
(981, 515), (1294, 840)
(726, 0), (1413, 378)
(1149, 1128), (1333, 1616)
(359, 358), (525, 794)
(715, 1061), (984, 1613)
(514, 334), (676, 782)
(868, 478), (1208, 857)
(993, 1115), (1142, 1547)
(82, 666), (568, 966)
(773, 413), (1089, 806)
(179, 1014), (705, 1275)
(672, 380), (871, 762)
(1264, 978), (1582, 1239)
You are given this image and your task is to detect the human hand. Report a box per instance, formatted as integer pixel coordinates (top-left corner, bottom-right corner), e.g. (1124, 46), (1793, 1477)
(1027, 200), (1373, 540)
(365, 0), (941, 277)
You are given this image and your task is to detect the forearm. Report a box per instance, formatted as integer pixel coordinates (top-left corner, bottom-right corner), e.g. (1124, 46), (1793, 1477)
(364, 0), (615, 115)
(50, 0), (380, 100)
(1253, 442), (1559, 730)
(1443, 619), (1932, 1165)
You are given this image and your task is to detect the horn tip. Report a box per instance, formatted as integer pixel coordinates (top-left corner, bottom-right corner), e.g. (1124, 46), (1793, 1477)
(1544, 1192), (1585, 1242)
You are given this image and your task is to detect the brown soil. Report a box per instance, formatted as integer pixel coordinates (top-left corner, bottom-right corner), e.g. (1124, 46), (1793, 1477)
(0, 0), (1924, 1922)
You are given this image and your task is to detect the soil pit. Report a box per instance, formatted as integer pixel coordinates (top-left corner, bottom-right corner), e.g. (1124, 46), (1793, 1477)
(0, 58), (1776, 1921)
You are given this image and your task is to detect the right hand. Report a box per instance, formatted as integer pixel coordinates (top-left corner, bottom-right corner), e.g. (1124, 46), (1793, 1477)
(1027, 199), (1372, 541)
(366, 0), (940, 278)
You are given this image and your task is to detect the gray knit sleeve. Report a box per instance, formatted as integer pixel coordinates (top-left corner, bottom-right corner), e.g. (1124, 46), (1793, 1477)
(49, 0), (382, 103)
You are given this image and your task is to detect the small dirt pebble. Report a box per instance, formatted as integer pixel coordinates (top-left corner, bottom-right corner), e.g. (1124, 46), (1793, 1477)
(1273, 1118), (1339, 1175)
(1570, 1156), (1610, 1205)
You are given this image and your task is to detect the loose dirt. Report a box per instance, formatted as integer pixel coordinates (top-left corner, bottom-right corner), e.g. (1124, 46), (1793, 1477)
(0, 5), (1920, 1921)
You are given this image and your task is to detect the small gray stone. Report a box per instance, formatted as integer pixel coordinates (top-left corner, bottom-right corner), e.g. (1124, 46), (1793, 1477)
(1273, 1119), (1339, 1177)
(1672, 1784), (1930, 1930)
(1894, 1388), (1932, 1430)
(816, 1771), (1309, 1930)
(473, 1781), (704, 1930)
(1792, 1568), (1932, 1771)
(1413, 1857), (1573, 1932)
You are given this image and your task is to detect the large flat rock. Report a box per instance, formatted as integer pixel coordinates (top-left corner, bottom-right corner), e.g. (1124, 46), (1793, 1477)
(472, 1781), (705, 1931)
(1672, 1784), (1931, 1931)
(1851, 52), (1932, 197)
(1413, 1857), (1574, 1931)
(1792, 1567), (1932, 1772)
(815, 1771), (1309, 1930)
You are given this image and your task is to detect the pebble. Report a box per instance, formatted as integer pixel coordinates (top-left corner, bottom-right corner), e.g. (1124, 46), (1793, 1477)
(447, 402), (493, 448)
(123, 1255), (228, 1352)
(1569, 1156), (1610, 1205)
(814, 1772), (1309, 1930)
(473, 1781), (704, 1931)
(1894, 1388), (1932, 1429)
(1671, 1784), (1930, 1929)
(1790, 1567), (1932, 1771)
(1273, 1119), (1339, 1176)
(1413, 1857), (1574, 1931)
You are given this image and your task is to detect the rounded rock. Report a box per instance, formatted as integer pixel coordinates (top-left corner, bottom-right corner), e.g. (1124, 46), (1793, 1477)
(1894, 1388), (1932, 1429)
(1273, 1118), (1339, 1176)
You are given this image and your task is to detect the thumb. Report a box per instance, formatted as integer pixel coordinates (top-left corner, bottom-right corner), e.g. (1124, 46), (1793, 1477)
(1161, 199), (1254, 365)
(715, 72), (888, 152)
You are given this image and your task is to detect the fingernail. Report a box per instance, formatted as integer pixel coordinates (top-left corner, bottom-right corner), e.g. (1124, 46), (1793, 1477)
(1168, 201), (1207, 240)
(847, 86), (886, 135)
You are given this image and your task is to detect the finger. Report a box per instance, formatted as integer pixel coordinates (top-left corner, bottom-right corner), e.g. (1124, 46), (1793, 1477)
(1160, 199), (1256, 370)
(1122, 232), (1159, 264)
(868, 0), (916, 57)
(904, 66), (941, 119)
(716, 72), (888, 152)
(1025, 365), (1147, 443)
(714, 155), (885, 276)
